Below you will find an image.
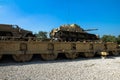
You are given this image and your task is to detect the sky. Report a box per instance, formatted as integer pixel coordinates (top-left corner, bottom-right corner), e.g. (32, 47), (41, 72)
(0, 0), (120, 37)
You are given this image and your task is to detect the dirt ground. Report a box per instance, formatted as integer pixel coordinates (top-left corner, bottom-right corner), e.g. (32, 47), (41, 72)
(0, 55), (120, 80)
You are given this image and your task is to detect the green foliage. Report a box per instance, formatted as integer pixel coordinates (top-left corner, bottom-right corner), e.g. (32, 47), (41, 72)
(117, 35), (120, 44)
(35, 31), (48, 39)
(101, 35), (117, 42)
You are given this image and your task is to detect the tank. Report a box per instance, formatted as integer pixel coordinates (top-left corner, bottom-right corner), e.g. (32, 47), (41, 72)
(50, 24), (99, 42)
(0, 24), (35, 39)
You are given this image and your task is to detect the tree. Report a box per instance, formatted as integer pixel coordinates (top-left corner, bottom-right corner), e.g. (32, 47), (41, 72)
(101, 35), (117, 42)
(117, 35), (120, 44)
(35, 31), (48, 39)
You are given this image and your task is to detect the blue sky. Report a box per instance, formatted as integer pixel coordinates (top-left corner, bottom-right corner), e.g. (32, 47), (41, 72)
(0, 0), (120, 37)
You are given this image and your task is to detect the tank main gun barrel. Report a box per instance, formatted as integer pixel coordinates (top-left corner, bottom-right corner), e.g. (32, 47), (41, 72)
(84, 29), (98, 31)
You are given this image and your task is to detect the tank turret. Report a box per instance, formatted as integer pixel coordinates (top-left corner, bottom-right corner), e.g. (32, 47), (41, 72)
(50, 24), (99, 42)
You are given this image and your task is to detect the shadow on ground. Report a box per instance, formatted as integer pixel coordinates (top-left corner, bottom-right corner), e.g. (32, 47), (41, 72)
(0, 54), (119, 66)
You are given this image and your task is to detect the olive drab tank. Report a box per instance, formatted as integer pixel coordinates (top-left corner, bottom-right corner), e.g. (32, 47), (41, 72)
(50, 24), (99, 42)
(0, 24), (35, 40)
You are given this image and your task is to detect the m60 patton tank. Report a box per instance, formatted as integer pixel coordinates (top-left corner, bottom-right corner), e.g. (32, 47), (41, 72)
(0, 24), (35, 40)
(50, 24), (99, 42)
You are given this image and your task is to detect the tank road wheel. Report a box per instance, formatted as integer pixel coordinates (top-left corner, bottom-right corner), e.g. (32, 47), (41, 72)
(65, 53), (78, 59)
(112, 51), (119, 56)
(41, 53), (58, 60)
(0, 55), (2, 60)
(12, 54), (33, 62)
(84, 52), (95, 58)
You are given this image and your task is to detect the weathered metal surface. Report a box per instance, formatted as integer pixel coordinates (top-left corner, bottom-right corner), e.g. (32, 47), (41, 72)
(0, 40), (119, 62)
(0, 24), (35, 40)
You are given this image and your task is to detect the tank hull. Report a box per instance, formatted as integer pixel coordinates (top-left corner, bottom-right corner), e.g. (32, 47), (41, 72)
(50, 24), (99, 42)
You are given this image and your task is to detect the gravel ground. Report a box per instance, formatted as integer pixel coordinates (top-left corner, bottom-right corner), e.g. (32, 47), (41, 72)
(0, 56), (120, 80)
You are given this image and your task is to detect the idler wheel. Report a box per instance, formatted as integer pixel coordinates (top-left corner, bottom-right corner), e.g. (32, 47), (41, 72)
(12, 54), (33, 62)
(112, 51), (119, 56)
(65, 53), (78, 59)
(41, 53), (58, 60)
(84, 52), (95, 58)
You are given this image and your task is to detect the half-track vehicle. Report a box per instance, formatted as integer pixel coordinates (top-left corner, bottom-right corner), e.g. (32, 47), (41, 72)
(50, 24), (99, 42)
(0, 24), (35, 40)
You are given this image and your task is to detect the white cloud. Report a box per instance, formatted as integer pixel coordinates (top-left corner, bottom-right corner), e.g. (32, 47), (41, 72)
(0, 1), (63, 33)
(13, 14), (62, 33)
(0, 4), (61, 33)
(0, 5), (2, 8)
(0, 5), (12, 15)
